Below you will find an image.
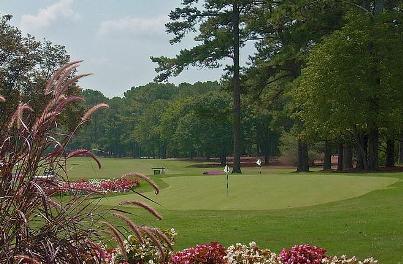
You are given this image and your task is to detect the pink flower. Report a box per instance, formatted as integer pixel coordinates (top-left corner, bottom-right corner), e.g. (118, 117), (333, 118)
(279, 244), (326, 264)
(170, 242), (226, 264)
(60, 177), (139, 194)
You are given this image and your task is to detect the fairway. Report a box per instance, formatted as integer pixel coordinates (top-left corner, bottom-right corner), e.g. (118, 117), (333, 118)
(67, 158), (403, 262)
(100, 174), (397, 210)
(66, 157), (214, 180)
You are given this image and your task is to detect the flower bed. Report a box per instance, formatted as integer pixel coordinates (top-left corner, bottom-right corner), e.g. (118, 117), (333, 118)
(103, 239), (378, 264)
(60, 177), (139, 194)
(98, 228), (177, 263)
(170, 242), (377, 264)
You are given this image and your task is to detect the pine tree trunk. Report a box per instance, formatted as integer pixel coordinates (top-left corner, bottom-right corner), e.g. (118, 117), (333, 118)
(297, 140), (302, 171)
(264, 130), (270, 165)
(343, 144), (353, 170)
(323, 141), (332, 170)
(303, 142), (309, 171)
(358, 134), (368, 170)
(297, 140), (309, 172)
(368, 127), (379, 171)
(366, 0), (383, 171)
(337, 143), (344, 171)
(399, 138), (403, 164)
(385, 139), (395, 167)
(132, 141), (136, 159)
(356, 133), (368, 170)
(231, 3), (241, 173)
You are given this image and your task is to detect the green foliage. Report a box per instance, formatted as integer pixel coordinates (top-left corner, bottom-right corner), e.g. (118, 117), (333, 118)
(244, 0), (346, 96)
(151, 1), (263, 81)
(0, 14), (82, 130)
(241, 0), (348, 164)
(294, 11), (403, 140)
(72, 80), (282, 161)
(162, 90), (233, 159)
(279, 131), (323, 165)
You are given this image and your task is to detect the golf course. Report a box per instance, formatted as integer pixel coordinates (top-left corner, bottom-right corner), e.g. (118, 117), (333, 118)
(68, 157), (403, 263)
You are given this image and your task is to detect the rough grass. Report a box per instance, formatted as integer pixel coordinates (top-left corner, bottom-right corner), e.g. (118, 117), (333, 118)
(68, 158), (403, 263)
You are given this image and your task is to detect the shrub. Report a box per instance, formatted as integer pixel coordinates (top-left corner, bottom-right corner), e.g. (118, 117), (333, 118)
(170, 242), (226, 264)
(279, 244), (326, 264)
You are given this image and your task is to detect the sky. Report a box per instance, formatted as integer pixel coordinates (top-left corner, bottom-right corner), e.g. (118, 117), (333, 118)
(2, 0), (254, 97)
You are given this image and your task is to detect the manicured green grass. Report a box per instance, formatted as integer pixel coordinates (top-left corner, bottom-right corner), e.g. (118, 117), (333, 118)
(68, 158), (403, 263)
(100, 174), (397, 210)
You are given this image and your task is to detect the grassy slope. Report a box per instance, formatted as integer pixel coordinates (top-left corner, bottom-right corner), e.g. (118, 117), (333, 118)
(69, 158), (403, 263)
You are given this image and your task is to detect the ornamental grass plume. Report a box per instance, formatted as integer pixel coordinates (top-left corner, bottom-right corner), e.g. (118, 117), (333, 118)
(141, 227), (166, 258)
(113, 212), (145, 244)
(116, 228), (177, 264)
(81, 103), (109, 122)
(124, 172), (160, 194)
(120, 200), (163, 220)
(102, 221), (128, 260)
(67, 148), (102, 169)
(150, 227), (174, 250)
(0, 61), (105, 263)
(0, 62), (167, 263)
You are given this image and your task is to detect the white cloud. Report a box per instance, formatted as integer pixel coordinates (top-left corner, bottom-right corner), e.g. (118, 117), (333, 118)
(98, 16), (168, 37)
(20, 0), (77, 32)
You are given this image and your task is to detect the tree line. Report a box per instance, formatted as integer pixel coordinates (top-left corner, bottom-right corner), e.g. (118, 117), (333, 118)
(0, 14), (281, 166)
(2, 0), (403, 172)
(69, 82), (281, 165)
(151, 0), (403, 172)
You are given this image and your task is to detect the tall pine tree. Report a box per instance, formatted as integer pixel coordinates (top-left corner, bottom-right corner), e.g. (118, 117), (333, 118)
(151, 0), (263, 173)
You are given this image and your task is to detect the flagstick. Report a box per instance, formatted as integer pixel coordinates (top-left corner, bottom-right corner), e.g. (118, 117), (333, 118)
(224, 164), (230, 196)
(226, 172), (229, 196)
(256, 159), (262, 175)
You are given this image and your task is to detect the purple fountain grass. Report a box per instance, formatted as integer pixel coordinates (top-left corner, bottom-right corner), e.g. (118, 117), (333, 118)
(0, 62), (104, 263)
(0, 62), (166, 263)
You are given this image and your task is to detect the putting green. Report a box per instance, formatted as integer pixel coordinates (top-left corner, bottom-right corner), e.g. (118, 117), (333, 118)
(99, 173), (398, 210)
